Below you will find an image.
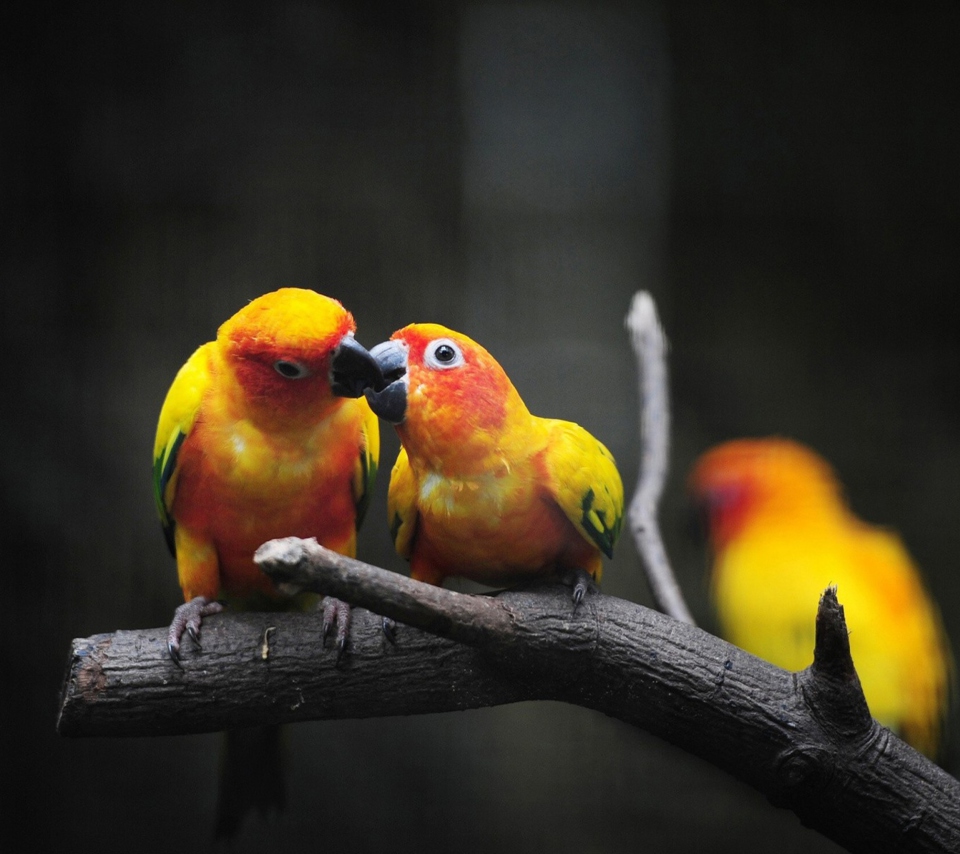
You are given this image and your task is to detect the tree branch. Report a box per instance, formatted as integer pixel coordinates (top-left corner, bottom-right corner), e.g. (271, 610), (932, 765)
(57, 292), (959, 853)
(59, 542), (960, 854)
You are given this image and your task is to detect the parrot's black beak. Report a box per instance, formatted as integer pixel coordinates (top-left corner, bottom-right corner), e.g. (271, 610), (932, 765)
(364, 340), (408, 424)
(330, 335), (386, 398)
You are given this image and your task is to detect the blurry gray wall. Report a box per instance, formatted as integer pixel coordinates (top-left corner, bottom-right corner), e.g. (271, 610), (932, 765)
(5, 3), (959, 853)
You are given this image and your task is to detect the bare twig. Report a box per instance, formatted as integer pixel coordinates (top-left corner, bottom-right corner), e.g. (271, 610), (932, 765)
(259, 536), (514, 646)
(624, 291), (695, 624)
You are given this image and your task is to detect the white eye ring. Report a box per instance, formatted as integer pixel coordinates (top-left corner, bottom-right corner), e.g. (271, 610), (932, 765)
(424, 338), (464, 371)
(274, 359), (310, 379)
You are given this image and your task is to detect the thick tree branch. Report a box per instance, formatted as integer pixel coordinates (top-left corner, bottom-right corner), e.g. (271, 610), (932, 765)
(57, 292), (959, 853)
(59, 544), (959, 853)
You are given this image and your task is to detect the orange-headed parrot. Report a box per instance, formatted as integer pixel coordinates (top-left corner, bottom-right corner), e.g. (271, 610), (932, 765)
(358, 323), (623, 603)
(689, 437), (954, 759)
(152, 287), (383, 834)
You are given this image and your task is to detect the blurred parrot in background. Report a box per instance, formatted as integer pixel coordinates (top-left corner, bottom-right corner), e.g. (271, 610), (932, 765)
(689, 437), (954, 760)
(153, 287), (383, 836)
(354, 322), (623, 603)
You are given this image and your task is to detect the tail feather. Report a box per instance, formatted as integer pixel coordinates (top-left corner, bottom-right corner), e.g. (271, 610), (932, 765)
(214, 725), (287, 840)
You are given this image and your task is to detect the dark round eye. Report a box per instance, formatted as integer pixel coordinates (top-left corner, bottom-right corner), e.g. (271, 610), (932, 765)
(274, 359), (309, 379)
(424, 338), (464, 370)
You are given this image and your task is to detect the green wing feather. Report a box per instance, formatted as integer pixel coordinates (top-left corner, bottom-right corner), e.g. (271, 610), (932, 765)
(153, 430), (186, 555)
(352, 399), (380, 531)
(152, 344), (212, 556)
(543, 419), (624, 558)
(386, 445), (419, 559)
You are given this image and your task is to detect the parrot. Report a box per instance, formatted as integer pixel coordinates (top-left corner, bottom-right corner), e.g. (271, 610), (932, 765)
(152, 287), (384, 836)
(688, 437), (954, 760)
(353, 322), (623, 603)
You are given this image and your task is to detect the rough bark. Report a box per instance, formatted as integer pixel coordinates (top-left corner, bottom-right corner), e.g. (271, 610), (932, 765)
(58, 539), (960, 854)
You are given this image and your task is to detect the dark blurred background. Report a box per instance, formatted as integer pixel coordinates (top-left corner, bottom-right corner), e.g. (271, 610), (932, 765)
(6, 2), (959, 852)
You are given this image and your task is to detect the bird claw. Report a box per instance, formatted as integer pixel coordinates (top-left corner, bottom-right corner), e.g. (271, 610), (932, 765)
(167, 641), (182, 665)
(382, 616), (397, 645)
(321, 597), (352, 664)
(568, 568), (597, 612)
(167, 596), (225, 663)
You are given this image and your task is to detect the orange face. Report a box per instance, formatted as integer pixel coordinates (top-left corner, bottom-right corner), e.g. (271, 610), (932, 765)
(363, 323), (528, 473)
(688, 438), (841, 550)
(395, 323), (511, 432)
(218, 288), (356, 418)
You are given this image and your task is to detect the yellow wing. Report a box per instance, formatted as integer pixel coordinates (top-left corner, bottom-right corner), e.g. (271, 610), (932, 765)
(352, 397), (380, 531)
(542, 419), (624, 558)
(152, 343), (214, 555)
(386, 445), (419, 559)
(850, 527), (955, 759)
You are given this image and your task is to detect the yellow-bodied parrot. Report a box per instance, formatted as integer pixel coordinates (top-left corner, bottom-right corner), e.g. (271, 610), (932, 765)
(689, 437), (954, 759)
(356, 323), (623, 603)
(153, 287), (382, 835)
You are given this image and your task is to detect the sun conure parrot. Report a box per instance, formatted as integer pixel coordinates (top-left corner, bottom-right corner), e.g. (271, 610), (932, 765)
(354, 323), (623, 603)
(152, 287), (383, 836)
(689, 437), (954, 760)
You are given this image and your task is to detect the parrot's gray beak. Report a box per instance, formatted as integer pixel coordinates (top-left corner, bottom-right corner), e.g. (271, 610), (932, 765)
(364, 340), (408, 424)
(330, 335), (386, 398)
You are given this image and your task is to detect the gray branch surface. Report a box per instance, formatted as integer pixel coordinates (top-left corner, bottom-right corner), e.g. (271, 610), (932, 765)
(59, 539), (960, 854)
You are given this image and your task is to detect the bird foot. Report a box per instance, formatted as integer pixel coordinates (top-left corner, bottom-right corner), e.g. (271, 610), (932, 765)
(167, 596), (225, 663)
(382, 616), (397, 645)
(321, 597), (352, 664)
(566, 568), (598, 612)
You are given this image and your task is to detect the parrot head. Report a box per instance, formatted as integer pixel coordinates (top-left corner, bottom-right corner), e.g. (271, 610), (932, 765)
(216, 288), (384, 417)
(688, 437), (844, 551)
(363, 323), (528, 466)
